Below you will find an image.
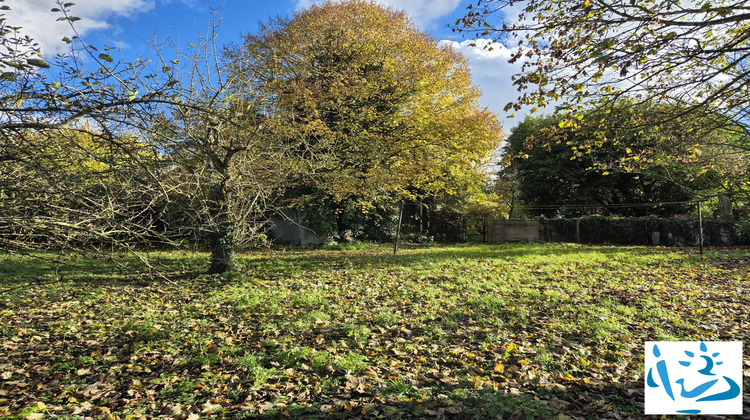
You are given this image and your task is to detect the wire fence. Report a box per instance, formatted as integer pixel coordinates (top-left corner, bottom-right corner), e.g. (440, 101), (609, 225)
(466, 197), (744, 250)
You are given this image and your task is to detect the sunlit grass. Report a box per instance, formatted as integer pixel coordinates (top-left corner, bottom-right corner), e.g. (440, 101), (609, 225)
(1, 243), (748, 418)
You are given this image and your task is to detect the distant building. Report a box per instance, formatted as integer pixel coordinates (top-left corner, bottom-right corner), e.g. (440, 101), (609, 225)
(270, 208), (321, 245)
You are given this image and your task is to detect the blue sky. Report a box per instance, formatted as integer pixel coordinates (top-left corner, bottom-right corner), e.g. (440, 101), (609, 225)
(7, 0), (526, 132)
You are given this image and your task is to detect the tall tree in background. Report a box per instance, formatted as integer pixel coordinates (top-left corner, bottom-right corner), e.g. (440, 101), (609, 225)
(501, 106), (738, 217)
(227, 0), (502, 222)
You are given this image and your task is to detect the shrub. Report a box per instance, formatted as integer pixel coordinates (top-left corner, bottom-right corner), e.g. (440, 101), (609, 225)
(735, 219), (750, 244)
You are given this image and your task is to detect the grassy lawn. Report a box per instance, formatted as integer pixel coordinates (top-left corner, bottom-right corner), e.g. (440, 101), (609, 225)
(1, 243), (748, 419)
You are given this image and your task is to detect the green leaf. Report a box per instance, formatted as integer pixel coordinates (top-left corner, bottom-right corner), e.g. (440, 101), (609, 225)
(98, 53), (113, 63)
(1, 60), (24, 70)
(51, 8), (61, 12)
(51, 81), (62, 91)
(716, 7), (732, 17)
(26, 58), (50, 69)
(127, 90), (138, 101)
(63, 2), (76, 7)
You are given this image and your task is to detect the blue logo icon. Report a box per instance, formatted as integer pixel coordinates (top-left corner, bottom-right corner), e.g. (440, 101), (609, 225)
(646, 341), (742, 414)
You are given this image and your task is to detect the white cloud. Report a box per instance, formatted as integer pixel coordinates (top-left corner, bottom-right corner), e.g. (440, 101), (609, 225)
(295, 0), (461, 29)
(3, 0), (154, 56)
(443, 38), (527, 133)
(381, 0), (461, 28)
(446, 38), (515, 61)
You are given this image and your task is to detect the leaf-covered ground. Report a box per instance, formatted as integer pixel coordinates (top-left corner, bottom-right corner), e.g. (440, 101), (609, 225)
(1, 244), (748, 419)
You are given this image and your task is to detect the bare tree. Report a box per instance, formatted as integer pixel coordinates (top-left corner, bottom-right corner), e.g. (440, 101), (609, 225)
(139, 14), (289, 273)
(0, 1), (179, 260)
(0, 2), (286, 274)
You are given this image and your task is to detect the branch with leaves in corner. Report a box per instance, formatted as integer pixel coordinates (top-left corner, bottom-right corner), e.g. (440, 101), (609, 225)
(458, 0), (750, 134)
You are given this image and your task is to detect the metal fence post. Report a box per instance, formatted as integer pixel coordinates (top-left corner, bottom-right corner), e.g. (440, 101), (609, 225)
(393, 202), (404, 255)
(698, 201), (704, 255)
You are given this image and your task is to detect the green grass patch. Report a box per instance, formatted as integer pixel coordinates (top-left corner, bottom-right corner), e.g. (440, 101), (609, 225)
(0, 243), (748, 418)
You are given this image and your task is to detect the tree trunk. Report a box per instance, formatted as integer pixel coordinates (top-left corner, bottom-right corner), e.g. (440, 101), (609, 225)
(208, 211), (236, 274)
(207, 180), (237, 274)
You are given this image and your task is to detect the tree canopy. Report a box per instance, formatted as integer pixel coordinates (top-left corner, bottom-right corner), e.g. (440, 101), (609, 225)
(501, 107), (732, 217)
(228, 0), (503, 212)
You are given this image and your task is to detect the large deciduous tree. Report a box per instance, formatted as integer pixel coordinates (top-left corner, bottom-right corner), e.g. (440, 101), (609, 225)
(227, 0), (502, 221)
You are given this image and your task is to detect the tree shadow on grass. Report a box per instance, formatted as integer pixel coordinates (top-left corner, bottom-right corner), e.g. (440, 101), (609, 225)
(236, 381), (646, 419)
(1, 242), (687, 291)
(0, 248), (209, 291)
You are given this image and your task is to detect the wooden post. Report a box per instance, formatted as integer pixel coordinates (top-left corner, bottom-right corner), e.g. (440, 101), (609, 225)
(393, 202), (404, 255)
(698, 201), (704, 255)
(576, 218), (581, 244)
